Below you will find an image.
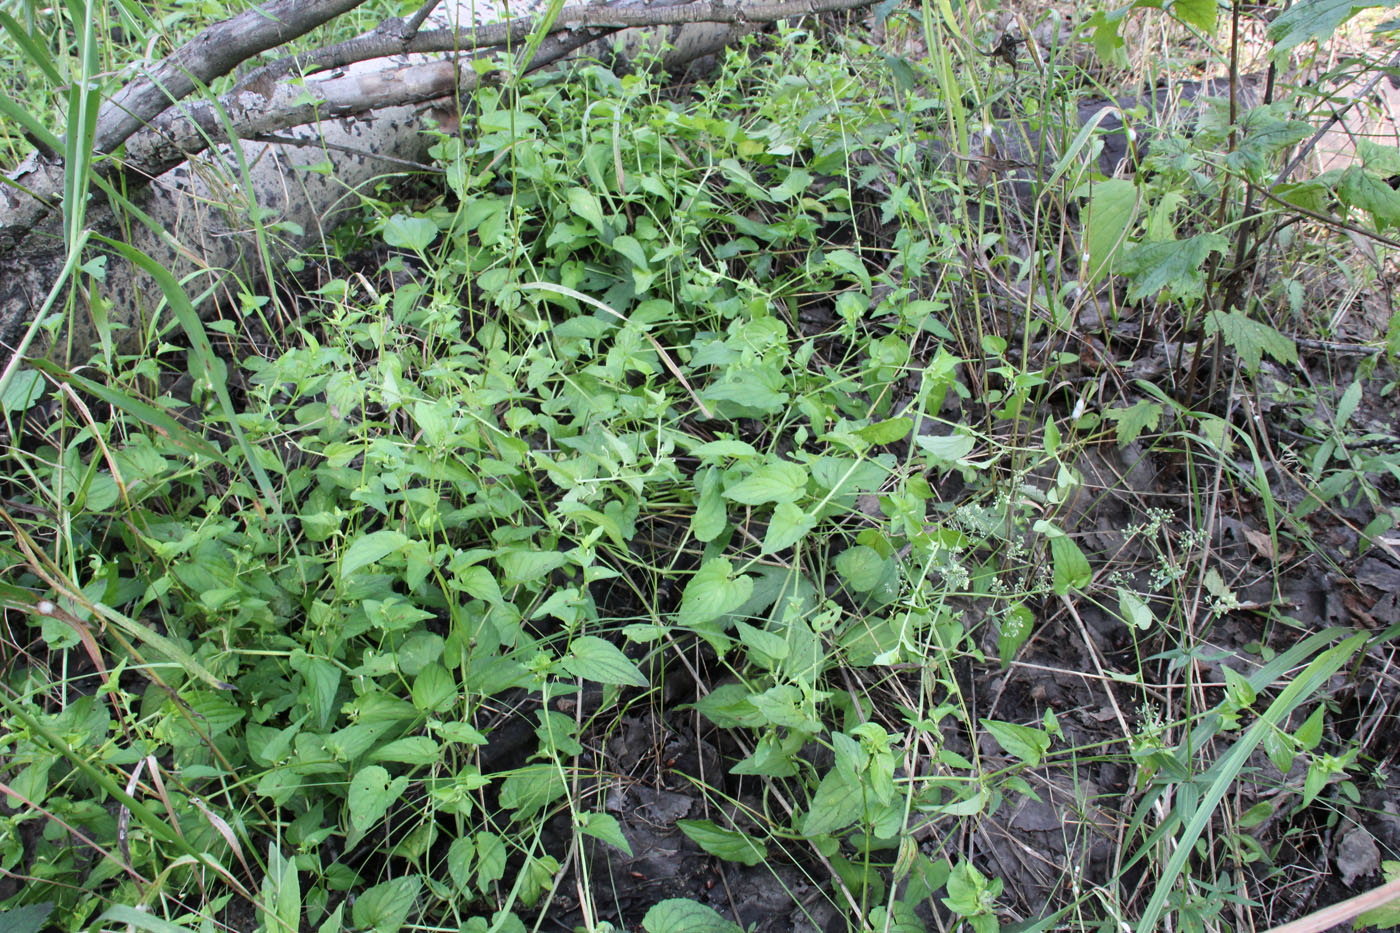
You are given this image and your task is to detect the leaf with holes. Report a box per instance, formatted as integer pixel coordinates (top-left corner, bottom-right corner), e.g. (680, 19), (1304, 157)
(349, 766), (409, 833)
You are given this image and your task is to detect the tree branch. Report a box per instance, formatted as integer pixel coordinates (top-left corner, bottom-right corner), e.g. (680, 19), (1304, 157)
(96, 0), (377, 155)
(235, 0), (873, 91)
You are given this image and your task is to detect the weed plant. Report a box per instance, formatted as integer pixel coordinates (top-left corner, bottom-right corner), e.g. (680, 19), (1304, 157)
(2, 0), (1400, 930)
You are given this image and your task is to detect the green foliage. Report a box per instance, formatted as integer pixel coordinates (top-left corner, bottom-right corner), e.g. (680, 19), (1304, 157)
(1204, 309), (1299, 375)
(643, 898), (744, 933)
(3, 1), (1396, 931)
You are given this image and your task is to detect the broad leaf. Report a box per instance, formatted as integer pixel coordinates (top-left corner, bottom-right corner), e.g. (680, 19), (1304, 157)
(643, 899), (743, 933)
(1204, 309), (1298, 375)
(578, 811), (632, 854)
(723, 460), (808, 505)
(1268, 0), (1400, 59)
(998, 603), (1034, 667)
(382, 214), (437, 251)
(1338, 166), (1400, 229)
(567, 187), (608, 237)
(561, 635), (649, 687)
(1103, 399), (1163, 446)
(349, 766), (409, 833)
(801, 768), (864, 837)
(677, 559), (753, 626)
(835, 545), (889, 592)
(691, 467), (728, 542)
(677, 819), (768, 866)
(1119, 234), (1227, 300)
(1083, 179), (1139, 284)
(1116, 587), (1154, 630)
(351, 875), (421, 933)
(341, 530), (408, 578)
(981, 719), (1051, 766)
(762, 501), (817, 554)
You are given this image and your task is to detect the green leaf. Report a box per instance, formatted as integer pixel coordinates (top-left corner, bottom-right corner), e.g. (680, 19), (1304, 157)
(370, 736), (442, 766)
(1117, 587), (1155, 629)
(677, 559), (753, 626)
(1171, 0), (1217, 33)
(825, 248), (872, 292)
(1083, 179), (1139, 284)
(411, 664), (457, 713)
(856, 417), (913, 445)
(290, 651), (341, 730)
(455, 565), (503, 607)
(1049, 533), (1092, 595)
(762, 501), (817, 554)
(567, 187), (609, 238)
(349, 765), (409, 833)
(691, 467), (727, 542)
(1222, 664), (1257, 709)
(643, 899), (743, 933)
(611, 234), (650, 269)
(693, 682), (766, 728)
(1204, 309), (1298, 375)
(1268, 0), (1400, 59)
(677, 819), (768, 866)
(341, 530), (409, 578)
(318, 904), (344, 933)
(1338, 166), (1400, 229)
(1295, 705), (1326, 751)
(497, 548), (567, 587)
(0, 904), (55, 933)
(561, 635), (649, 687)
(578, 811), (632, 854)
(834, 545), (889, 592)
(734, 620), (789, 666)
(275, 849), (302, 933)
(382, 214), (438, 251)
(723, 460), (808, 505)
(801, 768), (864, 837)
(498, 765), (567, 818)
(1119, 234), (1227, 300)
(475, 831), (507, 890)
(998, 603), (1034, 667)
(351, 875), (421, 933)
(0, 368), (44, 413)
(1104, 399), (1163, 446)
(915, 432), (977, 468)
(1336, 380), (1363, 432)
(981, 719), (1051, 766)
(692, 439), (760, 460)
(94, 907), (190, 933)
(448, 836), (475, 890)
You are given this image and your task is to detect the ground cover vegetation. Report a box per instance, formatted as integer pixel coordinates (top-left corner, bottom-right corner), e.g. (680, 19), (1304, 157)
(2, 0), (1400, 929)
